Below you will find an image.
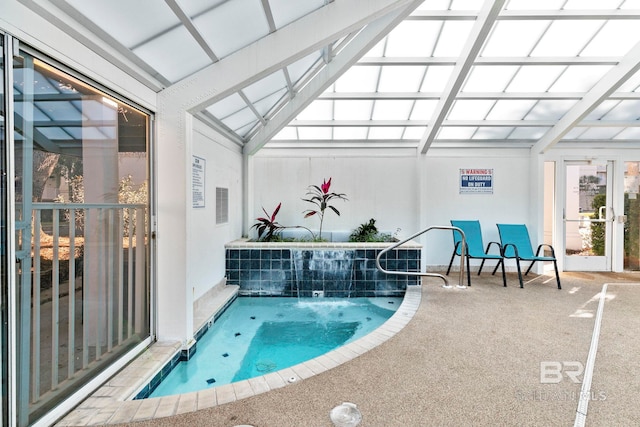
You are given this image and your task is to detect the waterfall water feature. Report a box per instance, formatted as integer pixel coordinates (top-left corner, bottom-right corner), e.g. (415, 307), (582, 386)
(292, 250), (356, 298)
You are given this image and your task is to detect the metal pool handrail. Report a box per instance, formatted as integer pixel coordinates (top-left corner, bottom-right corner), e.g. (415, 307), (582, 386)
(375, 225), (467, 289)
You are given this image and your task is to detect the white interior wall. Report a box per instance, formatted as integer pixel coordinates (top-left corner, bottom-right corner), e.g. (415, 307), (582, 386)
(421, 148), (532, 268)
(253, 147), (534, 270)
(189, 120), (243, 301)
(252, 150), (419, 241)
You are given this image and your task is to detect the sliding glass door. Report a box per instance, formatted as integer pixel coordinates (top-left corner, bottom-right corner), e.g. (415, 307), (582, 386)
(1, 34), (8, 427)
(10, 44), (151, 425)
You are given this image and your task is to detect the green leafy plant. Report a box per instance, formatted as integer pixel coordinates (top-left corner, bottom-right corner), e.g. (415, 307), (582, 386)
(349, 219), (398, 242)
(302, 177), (347, 240)
(349, 218), (379, 242)
(252, 203), (284, 241)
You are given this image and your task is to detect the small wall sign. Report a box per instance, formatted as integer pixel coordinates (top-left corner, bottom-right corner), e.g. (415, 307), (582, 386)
(192, 155), (206, 208)
(460, 168), (493, 194)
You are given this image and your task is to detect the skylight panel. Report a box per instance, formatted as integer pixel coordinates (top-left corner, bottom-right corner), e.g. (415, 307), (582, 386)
(580, 21), (640, 57)
(377, 66), (426, 92)
(437, 127), (477, 139)
(447, 100), (496, 120)
(577, 127), (625, 139)
(481, 21), (549, 57)
(600, 100), (640, 121)
(243, 71), (287, 103)
(583, 100), (619, 121)
(486, 100), (537, 120)
(334, 67), (380, 92)
(133, 26), (211, 83)
(618, 69), (640, 92)
(297, 100), (333, 121)
(287, 51), (323, 86)
(371, 100), (414, 120)
(236, 121), (257, 138)
(621, 0), (640, 9)
(614, 127), (640, 139)
(220, 107), (257, 131)
(273, 127), (297, 140)
(365, 39), (385, 57)
(530, 21), (604, 57)
(433, 21), (475, 57)
(505, 0), (565, 10)
(269, 0), (325, 29)
(403, 127), (428, 139)
(525, 100), (577, 120)
(66, 0), (178, 48)
(410, 100), (438, 120)
(334, 100), (374, 120)
(549, 66), (612, 92)
(414, 0), (454, 11)
(368, 127), (404, 139)
(384, 21), (440, 57)
(333, 127), (369, 139)
(194, 0), (269, 58)
(298, 127), (332, 140)
(507, 127), (551, 139)
(506, 66), (565, 92)
(252, 88), (288, 117)
(462, 66), (517, 92)
(449, 0), (484, 10)
(472, 127), (515, 139)
(562, 127), (588, 139)
(177, 0), (227, 17)
(206, 93), (247, 119)
(563, 0), (622, 9)
(420, 66), (454, 92)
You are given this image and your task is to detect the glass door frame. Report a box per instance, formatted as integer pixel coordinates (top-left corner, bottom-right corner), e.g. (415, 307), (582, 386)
(556, 158), (628, 272)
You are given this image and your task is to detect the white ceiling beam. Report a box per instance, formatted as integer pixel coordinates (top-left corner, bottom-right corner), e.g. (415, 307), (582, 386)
(357, 56), (621, 65)
(160, 0), (418, 113)
(531, 40), (640, 154)
(407, 9), (640, 20)
(164, 0), (219, 62)
(243, 0), (424, 155)
(287, 119), (640, 127)
(318, 92), (640, 100)
(418, 0), (506, 154)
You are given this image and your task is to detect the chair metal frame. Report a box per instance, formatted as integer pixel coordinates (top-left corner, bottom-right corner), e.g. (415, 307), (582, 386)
(446, 220), (506, 287)
(495, 223), (561, 289)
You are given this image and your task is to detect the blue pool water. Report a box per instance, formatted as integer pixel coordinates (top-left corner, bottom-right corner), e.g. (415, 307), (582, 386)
(149, 297), (401, 397)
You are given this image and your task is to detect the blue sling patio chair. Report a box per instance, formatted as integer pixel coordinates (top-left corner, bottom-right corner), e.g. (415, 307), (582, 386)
(446, 220), (506, 287)
(495, 223), (561, 289)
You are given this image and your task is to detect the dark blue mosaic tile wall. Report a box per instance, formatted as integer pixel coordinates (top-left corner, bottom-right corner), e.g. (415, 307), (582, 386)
(225, 247), (420, 297)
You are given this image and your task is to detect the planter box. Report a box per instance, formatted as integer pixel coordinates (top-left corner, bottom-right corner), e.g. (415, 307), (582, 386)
(225, 239), (421, 297)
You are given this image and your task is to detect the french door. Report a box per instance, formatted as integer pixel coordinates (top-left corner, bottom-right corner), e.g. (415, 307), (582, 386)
(563, 161), (613, 271)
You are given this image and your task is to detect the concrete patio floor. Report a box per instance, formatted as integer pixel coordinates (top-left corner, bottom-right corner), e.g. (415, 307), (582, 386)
(104, 271), (640, 426)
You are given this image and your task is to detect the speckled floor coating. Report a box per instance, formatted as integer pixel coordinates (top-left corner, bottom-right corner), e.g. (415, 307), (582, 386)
(57, 271), (640, 426)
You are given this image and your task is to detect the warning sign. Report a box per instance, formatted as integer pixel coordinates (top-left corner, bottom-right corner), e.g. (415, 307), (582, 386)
(460, 168), (493, 194)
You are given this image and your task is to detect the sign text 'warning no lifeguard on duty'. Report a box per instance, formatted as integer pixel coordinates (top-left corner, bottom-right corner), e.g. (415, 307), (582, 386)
(460, 168), (493, 194)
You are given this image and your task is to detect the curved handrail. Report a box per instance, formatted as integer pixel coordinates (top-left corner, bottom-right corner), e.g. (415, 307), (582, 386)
(375, 225), (467, 289)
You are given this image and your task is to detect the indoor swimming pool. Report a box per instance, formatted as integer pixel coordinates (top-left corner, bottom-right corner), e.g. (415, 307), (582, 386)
(148, 296), (401, 397)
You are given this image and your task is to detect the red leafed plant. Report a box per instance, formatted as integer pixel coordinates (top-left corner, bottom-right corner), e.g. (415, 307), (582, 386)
(251, 203), (284, 241)
(302, 177), (348, 240)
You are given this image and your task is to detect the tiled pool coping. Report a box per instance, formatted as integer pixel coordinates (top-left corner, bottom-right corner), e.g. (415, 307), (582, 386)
(56, 285), (422, 426)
